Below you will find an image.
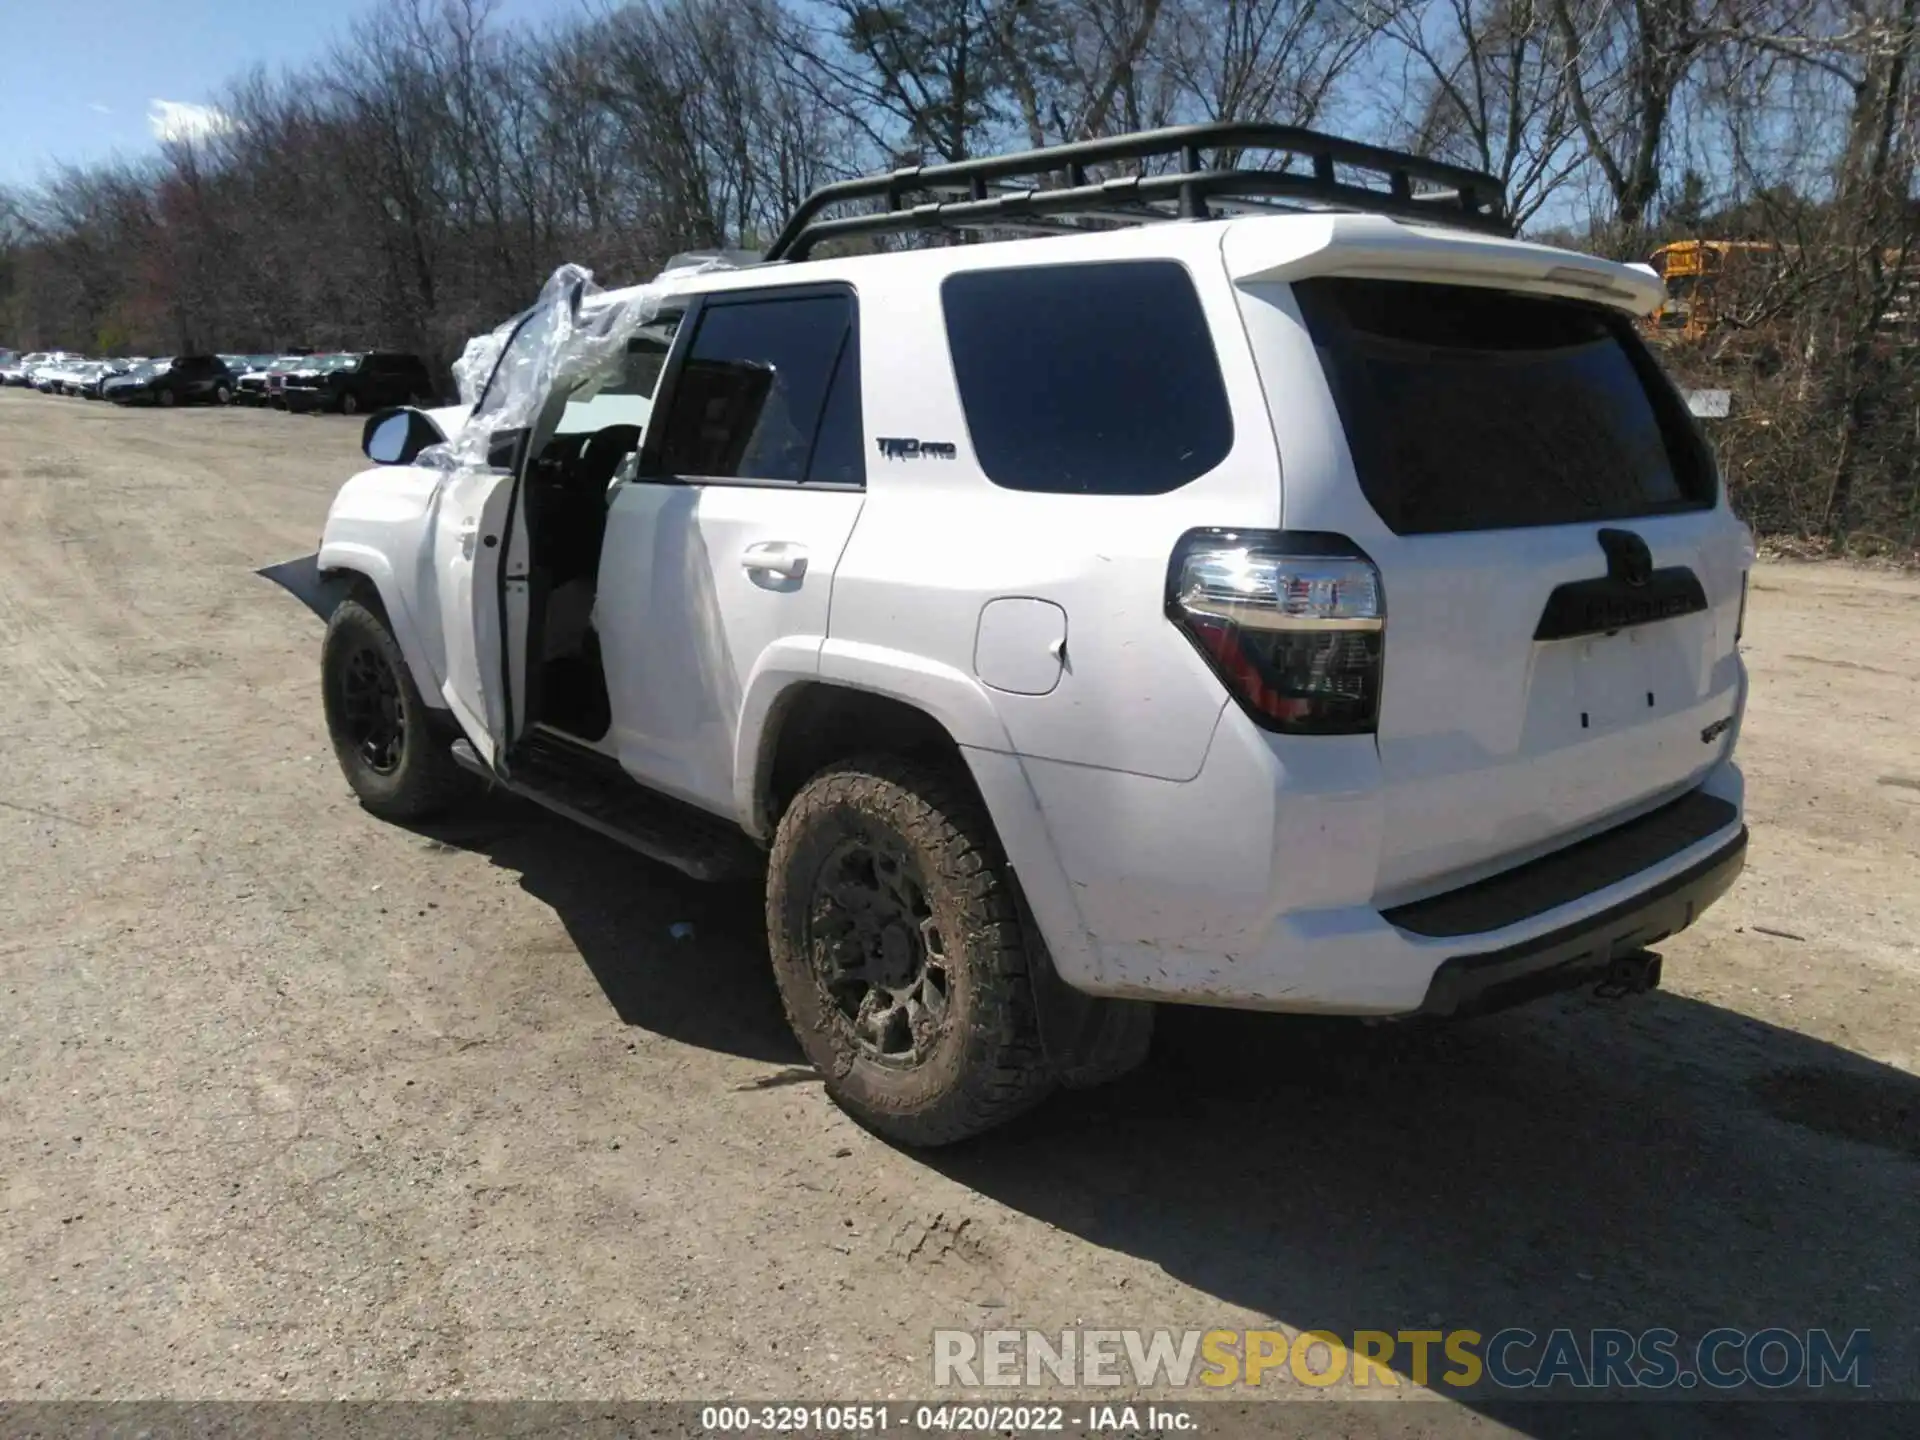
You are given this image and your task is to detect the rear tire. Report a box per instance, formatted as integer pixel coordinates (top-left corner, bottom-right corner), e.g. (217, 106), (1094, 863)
(321, 599), (471, 822)
(158, 388), (177, 408)
(340, 390), (360, 417)
(767, 754), (1054, 1146)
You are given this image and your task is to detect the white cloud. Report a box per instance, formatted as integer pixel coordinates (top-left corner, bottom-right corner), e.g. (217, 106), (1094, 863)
(148, 99), (233, 145)
(89, 103), (113, 115)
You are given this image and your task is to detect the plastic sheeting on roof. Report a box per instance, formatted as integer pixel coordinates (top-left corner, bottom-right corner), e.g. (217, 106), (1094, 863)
(441, 255), (747, 463)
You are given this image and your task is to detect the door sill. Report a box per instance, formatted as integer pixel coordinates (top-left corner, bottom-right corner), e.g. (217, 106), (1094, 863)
(449, 735), (763, 882)
(531, 721), (618, 759)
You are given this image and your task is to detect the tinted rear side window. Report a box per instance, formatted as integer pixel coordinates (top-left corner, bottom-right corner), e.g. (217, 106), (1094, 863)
(1293, 278), (1714, 534)
(942, 260), (1233, 495)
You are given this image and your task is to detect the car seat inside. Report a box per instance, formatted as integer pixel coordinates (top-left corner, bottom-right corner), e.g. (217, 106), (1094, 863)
(520, 422), (639, 745)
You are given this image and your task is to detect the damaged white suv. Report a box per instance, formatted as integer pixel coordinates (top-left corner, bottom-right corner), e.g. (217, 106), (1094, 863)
(306, 124), (1751, 1144)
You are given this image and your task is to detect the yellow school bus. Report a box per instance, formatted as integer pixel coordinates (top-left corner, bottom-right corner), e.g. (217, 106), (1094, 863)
(1645, 240), (1778, 342)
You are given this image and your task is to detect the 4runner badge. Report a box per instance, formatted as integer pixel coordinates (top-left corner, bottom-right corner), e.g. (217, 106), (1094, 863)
(876, 437), (958, 460)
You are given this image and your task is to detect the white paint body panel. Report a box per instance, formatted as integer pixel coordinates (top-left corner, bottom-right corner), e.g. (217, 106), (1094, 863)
(427, 464), (515, 762)
(596, 480), (865, 818)
(317, 209), (1747, 1015)
(974, 598), (1068, 696)
(1229, 267), (1745, 901)
(318, 465), (454, 709)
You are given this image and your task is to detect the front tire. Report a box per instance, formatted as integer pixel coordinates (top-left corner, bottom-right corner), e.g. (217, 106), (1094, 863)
(321, 599), (471, 821)
(339, 390), (360, 417)
(214, 383), (232, 405)
(158, 388), (177, 408)
(767, 755), (1054, 1146)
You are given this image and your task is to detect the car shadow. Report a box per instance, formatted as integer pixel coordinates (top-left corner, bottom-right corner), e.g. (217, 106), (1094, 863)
(408, 791), (798, 1067)
(406, 794), (1915, 1428)
(929, 996), (1918, 1428)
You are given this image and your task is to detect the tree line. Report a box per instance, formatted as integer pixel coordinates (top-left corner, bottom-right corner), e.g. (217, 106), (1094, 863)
(2, 0), (1917, 549)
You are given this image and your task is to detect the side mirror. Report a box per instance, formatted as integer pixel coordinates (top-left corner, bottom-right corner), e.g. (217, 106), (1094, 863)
(361, 407), (444, 465)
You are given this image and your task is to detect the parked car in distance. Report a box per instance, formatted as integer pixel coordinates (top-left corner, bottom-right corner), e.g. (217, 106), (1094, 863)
(102, 354), (238, 407)
(282, 352), (435, 415)
(235, 355), (297, 406)
(35, 357), (90, 393)
(4, 352), (67, 386)
(81, 358), (142, 398)
(64, 360), (124, 397)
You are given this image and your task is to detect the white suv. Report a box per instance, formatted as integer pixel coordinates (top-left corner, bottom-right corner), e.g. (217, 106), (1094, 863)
(307, 124), (1750, 1144)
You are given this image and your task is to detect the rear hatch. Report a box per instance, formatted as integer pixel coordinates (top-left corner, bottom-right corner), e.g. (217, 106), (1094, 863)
(1231, 232), (1747, 901)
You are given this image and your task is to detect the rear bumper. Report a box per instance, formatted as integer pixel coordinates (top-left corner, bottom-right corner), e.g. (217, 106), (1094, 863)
(1416, 826), (1745, 1016)
(974, 716), (1748, 1016)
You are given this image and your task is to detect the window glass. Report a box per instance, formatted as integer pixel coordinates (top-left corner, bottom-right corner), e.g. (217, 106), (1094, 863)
(1292, 278), (1715, 534)
(941, 261), (1233, 494)
(562, 320), (681, 433)
(805, 331), (862, 485)
(655, 293), (859, 484)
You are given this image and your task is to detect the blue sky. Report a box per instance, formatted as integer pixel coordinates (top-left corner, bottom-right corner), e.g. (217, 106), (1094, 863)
(0, 0), (574, 189)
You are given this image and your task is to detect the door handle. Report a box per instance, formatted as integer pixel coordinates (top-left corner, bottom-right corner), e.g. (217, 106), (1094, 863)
(742, 541), (808, 580)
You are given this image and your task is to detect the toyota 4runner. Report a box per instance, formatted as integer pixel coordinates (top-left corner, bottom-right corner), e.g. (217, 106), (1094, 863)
(302, 123), (1751, 1145)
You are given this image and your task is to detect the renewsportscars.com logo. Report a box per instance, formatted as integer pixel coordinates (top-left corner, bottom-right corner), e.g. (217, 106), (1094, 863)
(932, 1327), (1872, 1392)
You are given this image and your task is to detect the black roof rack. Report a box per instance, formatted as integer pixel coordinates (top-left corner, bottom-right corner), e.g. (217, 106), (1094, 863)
(762, 122), (1512, 262)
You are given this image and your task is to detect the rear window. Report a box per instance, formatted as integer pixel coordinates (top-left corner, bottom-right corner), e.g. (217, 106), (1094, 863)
(942, 260), (1233, 495)
(1292, 278), (1714, 534)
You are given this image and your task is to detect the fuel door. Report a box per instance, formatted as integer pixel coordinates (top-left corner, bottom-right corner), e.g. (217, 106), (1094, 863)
(974, 597), (1068, 697)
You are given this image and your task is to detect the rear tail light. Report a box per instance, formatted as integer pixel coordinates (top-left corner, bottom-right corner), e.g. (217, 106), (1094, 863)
(1167, 529), (1385, 735)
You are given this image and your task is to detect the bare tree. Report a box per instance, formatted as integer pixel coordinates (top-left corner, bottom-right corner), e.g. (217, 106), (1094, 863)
(1548, 0), (1709, 234)
(1159, 0), (1376, 131)
(1369, 0), (1585, 224)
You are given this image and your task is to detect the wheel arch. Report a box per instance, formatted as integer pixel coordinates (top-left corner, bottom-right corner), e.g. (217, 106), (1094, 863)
(316, 543), (448, 711)
(751, 679), (1142, 1092)
(745, 676), (1100, 977)
(751, 682), (969, 838)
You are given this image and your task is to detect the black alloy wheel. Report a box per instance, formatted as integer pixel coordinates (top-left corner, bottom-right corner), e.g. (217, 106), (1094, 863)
(811, 835), (951, 1067)
(337, 639), (406, 775)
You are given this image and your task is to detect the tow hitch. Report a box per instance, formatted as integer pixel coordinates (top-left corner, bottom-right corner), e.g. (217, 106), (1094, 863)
(1594, 950), (1663, 1000)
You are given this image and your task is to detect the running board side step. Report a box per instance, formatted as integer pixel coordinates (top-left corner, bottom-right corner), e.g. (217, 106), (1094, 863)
(450, 737), (764, 882)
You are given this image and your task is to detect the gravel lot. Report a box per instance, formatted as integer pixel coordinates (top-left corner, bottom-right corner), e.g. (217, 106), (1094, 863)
(1, 389), (1915, 1417)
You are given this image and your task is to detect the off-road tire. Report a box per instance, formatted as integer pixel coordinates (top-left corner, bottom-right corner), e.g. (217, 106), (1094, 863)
(321, 599), (471, 822)
(767, 754), (1054, 1146)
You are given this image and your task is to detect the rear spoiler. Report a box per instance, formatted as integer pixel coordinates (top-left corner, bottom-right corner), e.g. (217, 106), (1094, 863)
(1223, 214), (1665, 316)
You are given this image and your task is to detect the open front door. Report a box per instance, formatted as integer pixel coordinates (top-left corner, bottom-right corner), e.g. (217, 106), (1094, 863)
(428, 277), (589, 767)
(429, 452), (521, 766)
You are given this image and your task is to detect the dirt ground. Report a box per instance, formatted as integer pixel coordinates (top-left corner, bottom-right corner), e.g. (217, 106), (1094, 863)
(0, 389), (1915, 1420)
